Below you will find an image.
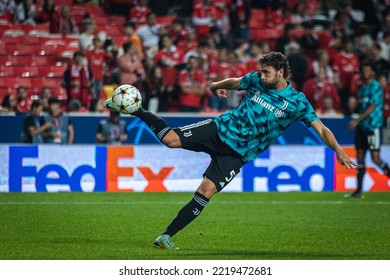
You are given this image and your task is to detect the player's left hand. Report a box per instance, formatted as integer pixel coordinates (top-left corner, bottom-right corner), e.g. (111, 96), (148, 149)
(212, 89), (228, 98)
(335, 148), (357, 168)
(348, 119), (359, 130)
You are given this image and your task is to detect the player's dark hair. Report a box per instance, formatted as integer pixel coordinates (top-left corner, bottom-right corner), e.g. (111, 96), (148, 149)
(258, 52), (291, 78)
(360, 61), (376, 74)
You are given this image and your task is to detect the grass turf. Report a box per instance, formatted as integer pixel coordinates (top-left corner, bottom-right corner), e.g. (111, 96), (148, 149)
(0, 192), (389, 260)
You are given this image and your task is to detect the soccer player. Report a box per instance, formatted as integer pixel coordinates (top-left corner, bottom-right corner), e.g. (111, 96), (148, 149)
(104, 52), (356, 249)
(345, 62), (390, 198)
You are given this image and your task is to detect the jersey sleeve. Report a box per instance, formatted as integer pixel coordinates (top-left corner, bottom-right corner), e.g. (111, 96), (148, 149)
(295, 94), (320, 127)
(370, 81), (383, 107)
(237, 72), (258, 91)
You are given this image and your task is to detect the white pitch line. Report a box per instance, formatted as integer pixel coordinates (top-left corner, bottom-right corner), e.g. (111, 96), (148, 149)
(0, 201), (390, 205)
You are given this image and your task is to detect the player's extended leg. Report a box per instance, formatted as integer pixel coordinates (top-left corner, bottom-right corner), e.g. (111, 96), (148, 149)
(345, 149), (366, 198)
(154, 177), (217, 249)
(370, 150), (390, 177)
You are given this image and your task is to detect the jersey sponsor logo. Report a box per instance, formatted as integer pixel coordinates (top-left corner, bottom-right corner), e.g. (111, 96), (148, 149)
(251, 95), (275, 112)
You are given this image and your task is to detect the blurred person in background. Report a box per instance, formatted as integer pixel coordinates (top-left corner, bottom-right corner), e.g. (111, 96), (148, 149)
(178, 55), (206, 112)
(0, 0), (16, 17)
(63, 51), (94, 109)
(192, 0), (218, 40)
(275, 22), (298, 54)
(118, 41), (145, 86)
(53, 5), (78, 35)
(378, 74), (390, 123)
(302, 67), (340, 112)
(16, 86), (31, 113)
(0, 94), (20, 114)
(96, 110), (127, 145)
(40, 87), (51, 112)
(34, 0), (59, 33)
(14, 0), (36, 24)
(145, 65), (168, 113)
(86, 37), (107, 102)
(123, 21), (144, 59)
(137, 12), (161, 53)
(21, 100), (52, 143)
(367, 43), (390, 78)
(285, 42), (308, 91)
(345, 62), (390, 198)
(315, 95), (343, 117)
(128, 0), (151, 27)
(79, 19), (96, 52)
(308, 49), (335, 84)
(42, 97), (74, 144)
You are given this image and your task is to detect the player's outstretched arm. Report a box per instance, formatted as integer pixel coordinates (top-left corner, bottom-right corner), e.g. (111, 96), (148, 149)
(311, 120), (357, 169)
(210, 78), (241, 98)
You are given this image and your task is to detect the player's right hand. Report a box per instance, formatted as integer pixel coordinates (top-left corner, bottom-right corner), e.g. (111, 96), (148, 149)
(211, 89), (228, 98)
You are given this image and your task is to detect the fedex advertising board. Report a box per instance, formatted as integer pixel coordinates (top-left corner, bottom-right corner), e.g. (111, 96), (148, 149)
(1, 145), (389, 192)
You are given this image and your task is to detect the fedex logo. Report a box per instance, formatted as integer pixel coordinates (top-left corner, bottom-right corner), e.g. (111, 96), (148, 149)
(242, 147), (335, 192)
(8, 146), (173, 192)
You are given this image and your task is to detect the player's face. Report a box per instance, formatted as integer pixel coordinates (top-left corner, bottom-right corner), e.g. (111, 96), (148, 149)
(260, 65), (283, 89)
(361, 66), (375, 81)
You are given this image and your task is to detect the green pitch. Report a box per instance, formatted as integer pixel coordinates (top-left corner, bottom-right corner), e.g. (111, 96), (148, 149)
(0, 192), (389, 260)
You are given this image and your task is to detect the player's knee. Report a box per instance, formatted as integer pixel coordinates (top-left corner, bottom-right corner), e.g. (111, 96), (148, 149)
(197, 178), (218, 199)
(161, 130), (181, 148)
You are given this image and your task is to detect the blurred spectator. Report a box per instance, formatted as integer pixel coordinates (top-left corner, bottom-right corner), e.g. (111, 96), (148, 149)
(246, 41), (269, 72)
(378, 74), (390, 121)
(213, 0), (231, 37)
(177, 28), (198, 55)
(86, 37), (107, 101)
(265, 0), (290, 30)
(302, 67), (340, 111)
(316, 21), (340, 65)
(54, 5), (78, 35)
(169, 18), (188, 46)
(63, 51), (94, 109)
(367, 43), (390, 78)
(16, 86), (31, 113)
(343, 95), (359, 117)
(154, 34), (184, 98)
(378, 31), (390, 61)
(42, 97), (74, 144)
(184, 39), (210, 71)
(14, 0), (36, 24)
(286, 42), (307, 91)
(290, 0), (310, 25)
(89, 98), (106, 113)
(333, 0), (358, 38)
(229, 0), (251, 42)
(137, 12), (161, 53)
(309, 49), (335, 84)
(178, 56), (206, 112)
(0, 0), (16, 17)
(315, 95), (343, 117)
(123, 21), (144, 59)
(102, 37), (119, 85)
(208, 48), (232, 111)
(129, 0), (151, 27)
(118, 41), (145, 85)
(275, 22), (297, 54)
(227, 51), (247, 108)
(21, 100), (52, 143)
(68, 99), (82, 112)
(34, 0), (59, 33)
(298, 20), (319, 61)
(0, 94), (19, 114)
(234, 39), (250, 64)
(208, 25), (231, 49)
(192, 0), (218, 39)
(333, 39), (360, 111)
(145, 65), (168, 112)
(377, 12), (390, 41)
(96, 110), (127, 145)
(79, 19), (96, 52)
(40, 87), (51, 112)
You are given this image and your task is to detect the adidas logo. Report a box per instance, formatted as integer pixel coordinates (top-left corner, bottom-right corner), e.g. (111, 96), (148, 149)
(219, 182), (225, 188)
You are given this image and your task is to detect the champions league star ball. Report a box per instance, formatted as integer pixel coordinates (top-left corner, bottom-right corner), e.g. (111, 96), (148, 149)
(112, 84), (142, 114)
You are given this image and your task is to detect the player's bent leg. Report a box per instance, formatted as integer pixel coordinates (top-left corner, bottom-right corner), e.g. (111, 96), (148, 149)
(370, 150), (390, 177)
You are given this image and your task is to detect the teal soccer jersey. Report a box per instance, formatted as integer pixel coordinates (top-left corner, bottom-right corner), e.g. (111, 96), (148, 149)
(214, 72), (319, 162)
(357, 79), (383, 132)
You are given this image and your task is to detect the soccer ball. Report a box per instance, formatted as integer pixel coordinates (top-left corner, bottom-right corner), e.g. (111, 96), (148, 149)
(112, 84), (142, 114)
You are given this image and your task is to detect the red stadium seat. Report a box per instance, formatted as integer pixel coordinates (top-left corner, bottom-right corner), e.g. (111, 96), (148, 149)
(12, 66), (39, 77)
(0, 66), (14, 77)
(156, 15), (176, 26)
(37, 44), (58, 56)
(38, 65), (66, 78)
(4, 77), (32, 88)
(5, 45), (37, 56)
(0, 55), (16, 66)
(31, 77), (62, 89)
(32, 55), (58, 66)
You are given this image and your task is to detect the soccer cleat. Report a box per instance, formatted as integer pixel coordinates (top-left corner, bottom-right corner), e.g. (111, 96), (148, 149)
(344, 191), (363, 199)
(103, 98), (120, 112)
(153, 234), (179, 250)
